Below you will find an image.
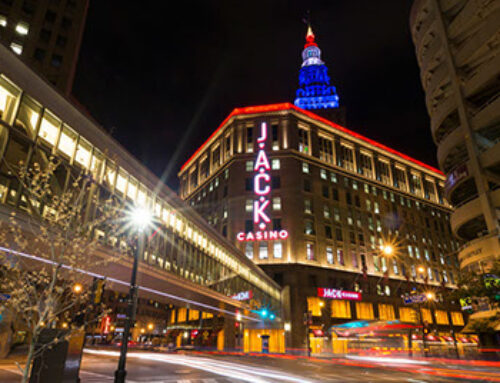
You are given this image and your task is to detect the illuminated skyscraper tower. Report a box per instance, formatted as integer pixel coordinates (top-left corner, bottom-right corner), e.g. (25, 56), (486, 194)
(294, 25), (345, 124)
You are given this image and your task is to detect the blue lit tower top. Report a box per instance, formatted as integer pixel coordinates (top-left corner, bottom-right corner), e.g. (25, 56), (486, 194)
(294, 26), (340, 110)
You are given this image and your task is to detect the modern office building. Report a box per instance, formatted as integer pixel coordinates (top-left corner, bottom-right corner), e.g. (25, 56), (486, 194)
(0, 42), (282, 352)
(410, 0), (500, 272)
(0, 0), (88, 95)
(179, 97), (468, 351)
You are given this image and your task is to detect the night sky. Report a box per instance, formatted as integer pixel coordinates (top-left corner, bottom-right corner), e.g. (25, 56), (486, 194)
(72, 0), (435, 191)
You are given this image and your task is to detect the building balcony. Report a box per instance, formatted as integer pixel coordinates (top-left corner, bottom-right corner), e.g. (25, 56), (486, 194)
(471, 93), (500, 131)
(430, 93), (457, 141)
(458, 231), (500, 269)
(424, 62), (450, 96)
(454, 9), (500, 67)
(437, 124), (465, 170)
(463, 52), (500, 98)
(451, 188), (500, 240)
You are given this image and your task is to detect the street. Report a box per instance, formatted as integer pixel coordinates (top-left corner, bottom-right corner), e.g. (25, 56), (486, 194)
(1, 349), (500, 382)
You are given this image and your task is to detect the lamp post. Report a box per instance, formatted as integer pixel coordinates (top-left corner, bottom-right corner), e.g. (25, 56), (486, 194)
(114, 207), (151, 383)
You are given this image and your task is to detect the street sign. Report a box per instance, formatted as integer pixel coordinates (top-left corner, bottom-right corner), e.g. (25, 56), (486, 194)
(231, 290), (253, 301)
(403, 294), (427, 305)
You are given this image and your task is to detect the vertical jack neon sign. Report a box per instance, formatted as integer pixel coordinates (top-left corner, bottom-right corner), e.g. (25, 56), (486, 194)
(237, 122), (288, 242)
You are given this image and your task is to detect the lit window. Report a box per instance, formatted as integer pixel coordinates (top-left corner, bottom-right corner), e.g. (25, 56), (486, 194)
(10, 42), (23, 55)
(245, 160), (253, 171)
(272, 197), (281, 211)
(75, 138), (92, 168)
(272, 158), (280, 170)
(57, 125), (77, 158)
(304, 199), (312, 214)
(323, 205), (330, 218)
(306, 243), (314, 260)
(320, 169), (327, 179)
(245, 199), (253, 212)
(326, 246), (334, 264)
(15, 21), (29, 35)
(0, 75), (21, 124)
(38, 110), (61, 146)
(378, 304), (395, 320)
(330, 172), (337, 183)
(273, 242), (282, 259)
(356, 302), (374, 320)
(331, 300), (351, 318)
(259, 242), (268, 259)
(115, 171), (127, 194)
(302, 162), (309, 174)
(0, 15), (7, 27)
(336, 249), (344, 265)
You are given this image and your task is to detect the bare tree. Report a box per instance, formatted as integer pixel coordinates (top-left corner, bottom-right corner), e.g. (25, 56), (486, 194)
(0, 157), (130, 383)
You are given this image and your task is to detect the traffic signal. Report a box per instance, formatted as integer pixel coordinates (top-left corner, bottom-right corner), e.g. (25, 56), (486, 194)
(93, 278), (106, 304)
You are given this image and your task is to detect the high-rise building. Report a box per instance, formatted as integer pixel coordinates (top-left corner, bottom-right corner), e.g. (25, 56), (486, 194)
(179, 98), (467, 350)
(0, 0), (88, 95)
(410, 0), (500, 272)
(294, 26), (346, 125)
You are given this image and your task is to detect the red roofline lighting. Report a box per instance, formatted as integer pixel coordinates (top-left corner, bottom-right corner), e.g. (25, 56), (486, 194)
(179, 102), (443, 176)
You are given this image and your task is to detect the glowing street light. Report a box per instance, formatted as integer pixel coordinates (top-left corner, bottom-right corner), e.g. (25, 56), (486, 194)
(381, 244), (394, 256)
(426, 292), (435, 301)
(129, 206), (152, 231)
(72, 283), (83, 294)
(147, 323), (154, 331)
(115, 206), (152, 383)
(417, 266), (425, 274)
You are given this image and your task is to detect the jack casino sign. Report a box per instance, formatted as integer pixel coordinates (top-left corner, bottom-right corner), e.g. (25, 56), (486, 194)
(237, 122), (288, 242)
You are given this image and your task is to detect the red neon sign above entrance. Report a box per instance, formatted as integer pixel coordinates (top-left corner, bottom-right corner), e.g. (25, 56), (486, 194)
(317, 288), (362, 301)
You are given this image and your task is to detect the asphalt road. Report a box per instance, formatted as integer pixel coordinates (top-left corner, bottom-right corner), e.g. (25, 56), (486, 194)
(0, 349), (499, 382)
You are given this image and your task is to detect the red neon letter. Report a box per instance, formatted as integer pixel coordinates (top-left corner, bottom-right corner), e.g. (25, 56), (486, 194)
(254, 199), (271, 224)
(257, 122), (267, 143)
(254, 173), (271, 195)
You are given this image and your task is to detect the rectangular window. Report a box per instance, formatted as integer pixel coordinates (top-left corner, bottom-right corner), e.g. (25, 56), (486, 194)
(304, 199), (312, 214)
(246, 160), (253, 171)
(302, 162), (309, 174)
(305, 221), (315, 235)
(245, 243), (253, 259)
(306, 243), (315, 261)
(273, 242), (282, 259)
(246, 126), (253, 153)
(272, 158), (280, 170)
(58, 125), (77, 158)
(399, 307), (417, 323)
(378, 304), (395, 320)
(356, 302), (374, 320)
(38, 110), (61, 147)
(325, 225), (332, 239)
(359, 151), (374, 179)
(322, 185), (329, 198)
(326, 246), (334, 264)
(245, 199), (253, 212)
(378, 159), (391, 185)
(340, 143), (355, 171)
(307, 297), (322, 316)
(272, 123), (279, 150)
(319, 136), (334, 163)
(394, 166), (407, 191)
(323, 204), (330, 218)
(272, 197), (281, 210)
(411, 173), (422, 196)
(335, 227), (342, 241)
(298, 127), (310, 154)
(330, 172), (337, 183)
(336, 249), (344, 265)
(320, 169), (327, 179)
(259, 242), (268, 259)
(421, 308), (433, 324)
(451, 312), (464, 326)
(435, 310), (449, 325)
(331, 300), (351, 318)
(333, 207), (340, 222)
(351, 252), (359, 268)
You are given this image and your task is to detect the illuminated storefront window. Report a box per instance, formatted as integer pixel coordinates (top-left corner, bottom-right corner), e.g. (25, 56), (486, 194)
(355, 302), (374, 320)
(331, 300), (351, 318)
(378, 304), (395, 320)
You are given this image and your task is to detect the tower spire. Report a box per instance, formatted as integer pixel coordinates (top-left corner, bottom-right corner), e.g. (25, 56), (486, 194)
(294, 24), (340, 111)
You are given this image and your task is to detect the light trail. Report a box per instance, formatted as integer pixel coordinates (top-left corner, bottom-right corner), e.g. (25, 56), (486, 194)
(346, 355), (430, 366)
(0, 246), (258, 321)
(84, 349), (314, 383)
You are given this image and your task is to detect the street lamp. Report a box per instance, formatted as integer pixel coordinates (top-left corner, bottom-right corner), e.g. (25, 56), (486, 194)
(380, 244), (394, 256)
(114, 206), (152, 383)
(73, 283), (83, 294)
